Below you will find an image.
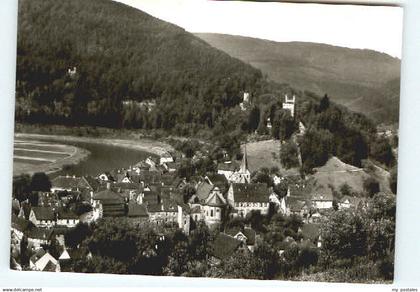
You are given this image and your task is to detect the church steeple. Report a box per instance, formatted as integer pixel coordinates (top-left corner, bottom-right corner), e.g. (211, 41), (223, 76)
(240, 144), (249, 174)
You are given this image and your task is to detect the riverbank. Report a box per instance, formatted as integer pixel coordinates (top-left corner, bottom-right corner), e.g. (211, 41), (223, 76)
(15, 133), (174, 157)
(13, 140), (90, 176)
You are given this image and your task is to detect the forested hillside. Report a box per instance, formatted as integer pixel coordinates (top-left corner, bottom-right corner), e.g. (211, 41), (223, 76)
(195, 33), (401, 124)
(16, 0), (266, 130)
(14, 0), (395, 172)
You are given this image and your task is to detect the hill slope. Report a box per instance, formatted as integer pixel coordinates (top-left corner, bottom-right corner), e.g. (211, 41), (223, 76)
(195, 33), (401, 124)
(16, 0), (265, 129)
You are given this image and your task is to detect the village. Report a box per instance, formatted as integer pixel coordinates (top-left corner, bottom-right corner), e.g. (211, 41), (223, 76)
(9, 95), (374, 274)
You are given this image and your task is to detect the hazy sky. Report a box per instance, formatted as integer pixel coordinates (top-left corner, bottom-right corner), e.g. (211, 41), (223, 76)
(115, 0), (403, 59)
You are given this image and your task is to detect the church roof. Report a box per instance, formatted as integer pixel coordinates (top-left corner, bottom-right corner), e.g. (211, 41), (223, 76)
(230, 183), (269, 203)
(239, 144), (249, 173)
(196, 181), (213, 202)
(205, 188), (226, 207)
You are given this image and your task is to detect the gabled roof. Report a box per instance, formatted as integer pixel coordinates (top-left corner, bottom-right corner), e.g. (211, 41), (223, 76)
(205, 188), (226, 207)
(225, 227), (256, 245)
(190, 205), (202, 214)
(142, 191), (160, 205)
(31, 207), (55, 221)
(113, 182), (141, 191)
(11, 214), (31, 233)
(93, 189), (125, 204)
(51, 176), (92, 190)
(211, 233), (243, 260)
(84, 176), (100, 191)
(311, 185), (334, 201)
(161, 173), (176, 186)
(340, 195), (363, 206)
(230, 183), (269, 203)
(57, 209), (79, 220)
(59, 249), (71, 260)
(139, 171), (162, 184)
(196, 182), (213, 202)
(287, 197), (309, 212)
(217, 161), (238, 172)
(33, 252), (59, 271)
(27, 228), (53, 240)
(128, 203), (148, 218)
(147, 199), (178, 213)
(206, 174), (229, 190)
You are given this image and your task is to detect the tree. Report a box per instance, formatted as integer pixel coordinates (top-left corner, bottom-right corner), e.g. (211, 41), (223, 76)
(389, 166), (398, 194)
(30, 172), (51, 192)
(300, 128), (334, 172)
(271, 109), (296, 141)
(188, 221), (213, 261)
(339, 183), (355, 198)
(370, 137), (395, 167)
(280, 140), (299, 169)
(65, 222), (92, 248)
(318, 94), (330, 112)
(163, 230), (190, 276)
(253, 242), (280, 279)
(363, 177), (380, 197)
(12, 174), (31, 202)
(320, 209), (368, 265)
(248, 106), (260, 132)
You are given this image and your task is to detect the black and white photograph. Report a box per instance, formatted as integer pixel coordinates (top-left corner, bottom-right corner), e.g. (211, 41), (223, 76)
(9, 0), (402, 284)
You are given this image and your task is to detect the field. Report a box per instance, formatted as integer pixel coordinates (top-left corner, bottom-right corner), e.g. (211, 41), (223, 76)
(13, 139), (89, 176)
(243, 139), (300, 176)
(313, 156), (391, 194)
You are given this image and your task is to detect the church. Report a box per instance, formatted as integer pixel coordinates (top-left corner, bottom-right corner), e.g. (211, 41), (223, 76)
(227, 145), (251, 184)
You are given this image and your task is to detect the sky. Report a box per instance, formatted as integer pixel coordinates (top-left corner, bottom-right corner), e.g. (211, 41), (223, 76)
(114, 0), (403, 59)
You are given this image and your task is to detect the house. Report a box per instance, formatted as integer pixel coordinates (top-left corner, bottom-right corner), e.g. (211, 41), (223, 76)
(159, 152), (174, 165)
(56, 209), (79, 228)
(30, 250), (60, 272)
(210, 233), (246, 265)
(339, 195), (364, 209)
(190, 205), (203, 222)
(139, 170), (162, 186)
(227, 183), (270, 217)
(225, 227), (257, 251)
(127, 203), (149, 225)
(51, 175), (92, 193)
(97, 172), (114, 182)
(311, 185), (334, 209)
(38, 192), (61, 208)
(92, 184), (126, 219)
(27, 228), (53, 249)
(217, 161), (238, 181)
(147, 199), (179, 226)
(115, 171), (132, 183)
(162, 161), (179, 173)
(29, 207), (56, 228)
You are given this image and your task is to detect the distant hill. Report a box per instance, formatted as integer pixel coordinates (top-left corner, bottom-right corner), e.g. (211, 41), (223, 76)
(195, 33), (401, 124)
